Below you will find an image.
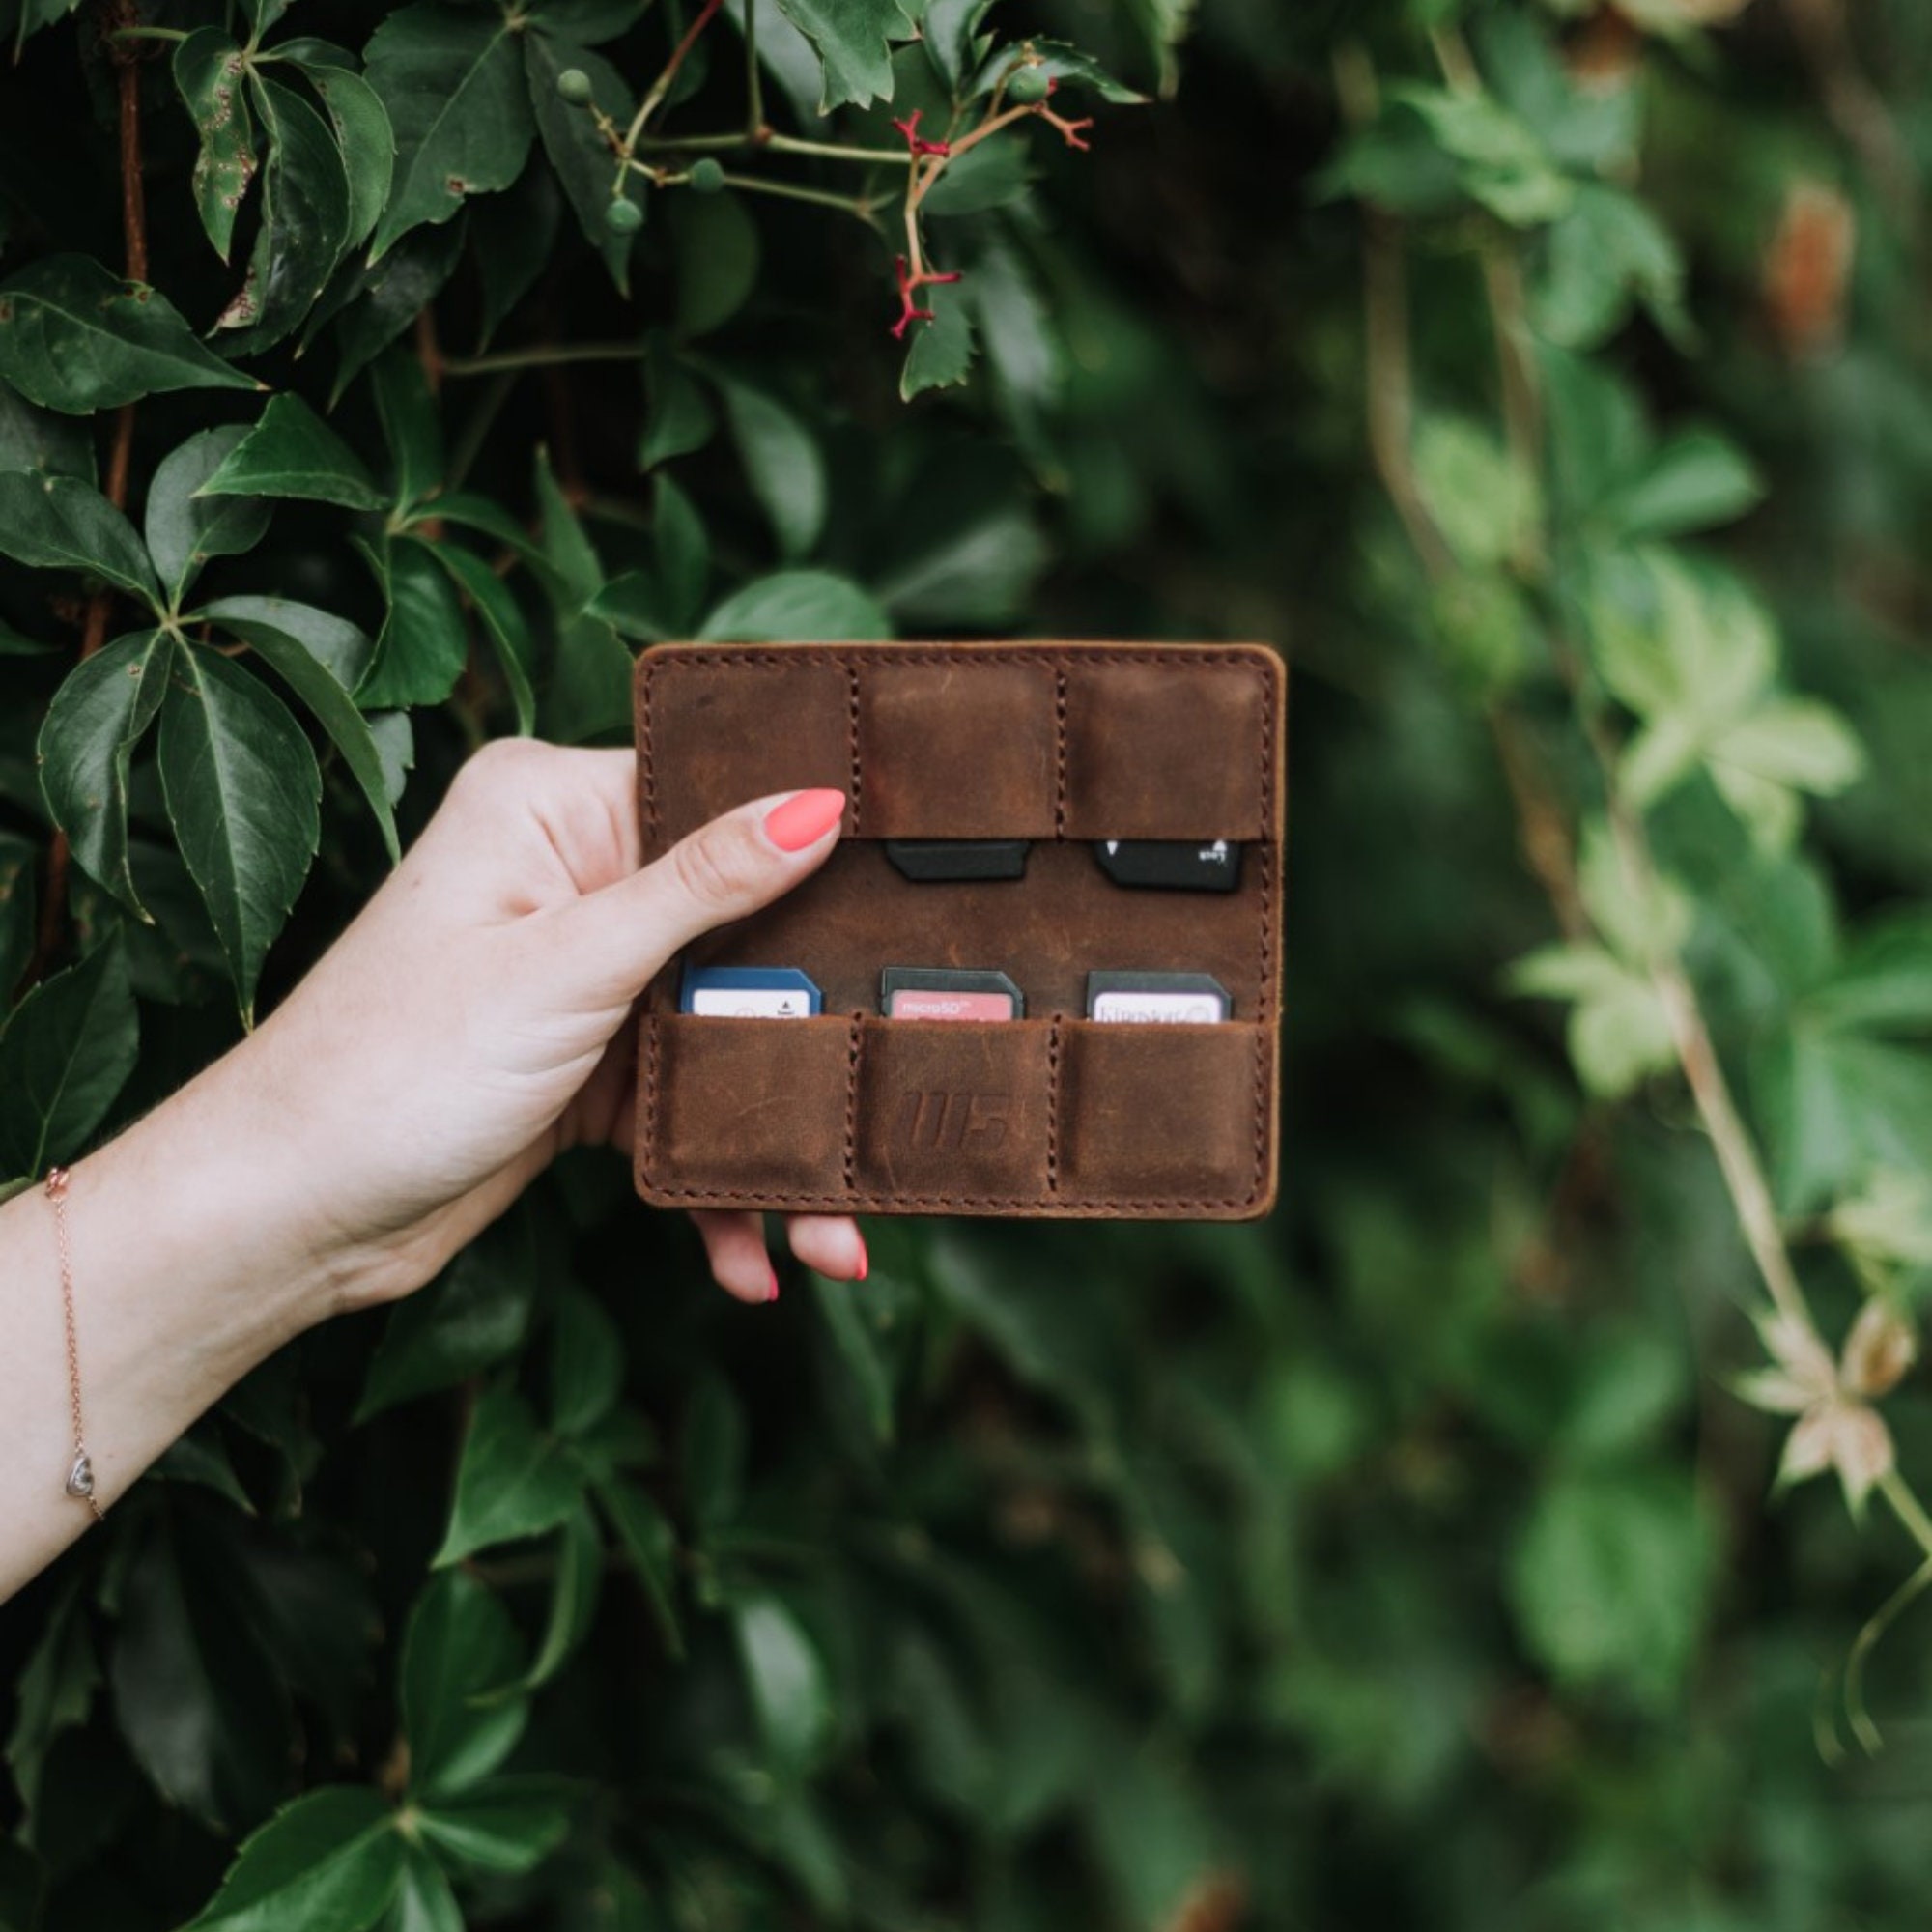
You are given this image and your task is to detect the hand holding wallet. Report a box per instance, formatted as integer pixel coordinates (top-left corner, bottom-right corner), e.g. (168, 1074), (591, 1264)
(632, 640), (1287, 1221)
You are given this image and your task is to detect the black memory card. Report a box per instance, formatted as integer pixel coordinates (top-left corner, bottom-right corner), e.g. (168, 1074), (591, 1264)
(1094, 839), (1242, 892)
(886, 839), (1031, 882)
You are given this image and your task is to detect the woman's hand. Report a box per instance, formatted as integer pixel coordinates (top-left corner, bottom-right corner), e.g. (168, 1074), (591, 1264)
(228, 741), (864, 1309)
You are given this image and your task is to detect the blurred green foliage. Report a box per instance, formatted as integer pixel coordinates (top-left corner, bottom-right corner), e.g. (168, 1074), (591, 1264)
(6, 0), (1932, 1926)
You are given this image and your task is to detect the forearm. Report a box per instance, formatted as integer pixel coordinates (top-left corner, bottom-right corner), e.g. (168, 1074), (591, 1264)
(0, 1050), (353, 1601)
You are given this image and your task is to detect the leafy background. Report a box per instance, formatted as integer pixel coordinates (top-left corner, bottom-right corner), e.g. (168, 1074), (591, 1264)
(7, 0), (1932, 1925)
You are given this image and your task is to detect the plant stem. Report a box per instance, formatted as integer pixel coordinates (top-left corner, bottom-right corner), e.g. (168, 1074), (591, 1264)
(440, 343), (647, 377)
(621, 0), (724, 156)
(743, 0), (762, 140)
(714, 170), (878, 218)
(765, 130), (910, 163)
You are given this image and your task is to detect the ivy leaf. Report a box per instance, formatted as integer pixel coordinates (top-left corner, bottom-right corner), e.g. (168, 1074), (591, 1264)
(413, 1775), (578, 1877)
(200, 594), (373, 689)
(424, 540), (537, 734)
(592, 1479), (683, 1658)
(157, 644), (323, 1024)
(355, 1211), (539, 1422)
(711, 372), (826, 559)
(203, 598), (402, 862)
(435, 1385), (584, 1568)
(400, 1570), (527, 1797)
(771, 0), (916, 110)
(733, 1596), (835, 1780)
(0, 935), (139, 1181)
(550, 1287), (624, 1438)
(652, 471), (709, 629)
(670, 192), (758, 336)
(967, 39), (1146, 103)
(1535, 183), (1689, 353)
(379, 1849), (461, 1932)
(145, 427), (273, 604)
(201, 393), (386, 510)
(501, 1502), (602, 1694)
(216, 76), (354, 352)
(1510, 941), (1675, 1098)
(0, 376), (95, 479)
(639, 333), (716, 469)
(1118, 0), (1197, 95)
(277, 40), (399, 254)
(0, 471), (161, 606)
(470, 166), (562, 348)
(366, 2), (535, 263)
(326, 219), (468, 404)
(525, 31), (638, 291)
(587, 572), (675, 642)
(1600, 430), (1763, 540)
(0, 256), (259, 412)
(369, 348), (443, 511)
(4, 1575), (98, 1816)
(0, 835), (36, 999)
(37, 628), (174, 917)
(174, 28), (260, 265)
(180, 1786), (405, 1932)
(354, 534), (470, 708)
(699, 569), (891, 641)
(919, 138), (1033, 216)
(900, 279), (976, 401)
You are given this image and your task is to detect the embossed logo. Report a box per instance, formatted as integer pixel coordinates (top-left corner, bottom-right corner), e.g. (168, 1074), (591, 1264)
(899, 1091), (1011, 1152)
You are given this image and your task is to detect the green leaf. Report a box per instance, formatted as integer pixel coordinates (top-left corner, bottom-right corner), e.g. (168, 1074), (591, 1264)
(525, 31), (639, 291)
(5, 1575), (98, 1816)
(278, 42), (398, 254)
(550, 1287), (625, 1437)
(670, 191), (758, 337)
(423, 540), (537, 734)
(971, 39), (1146, 103)
(1508, 1466), (1715, 1709)
(369, 348), (443, 510)
(592, 1479), (683, 1658)
(470, 166), (563, 348)
(200, 393), (386, 510)
(37, 628), (173, 916)
(1411, 415), (1539, 568)
(920, 138), (1032, 217)
(698, 569), (891, 641)
(146, 427), (273, 604)
(157, 644), (323, 1023)
(733, 1596), (834, 1779)
(1534, 183), (1688, 352)
(174, 29), (260, 265)
(0, 376), (95, 478)
(503, 1500), (603, 1693)
(878, 504), (1049, 626)
(181, 1787), (405, 1932)
(639, 333), (716, 469)
(0, 935), (138, 1180)
(586, 571), (675, 642)
(813, 1271), (894, 1444)
(899, 278), (976, 401)
(652, 471), (708, 628)
(0, 834), (36, 1000)
(202, 594), (373, 688)
(1388, 84), (1572, 227)
(1119, 0), (1196, 94)
(1601, 430), (1763, 539)
(0, 471), (160, 606)
(413, 1775), (577, 1876)
(354, 534), (470, 708)
(712, 374), (825, 559)
(327, 220), (469, 403)
(216, 76), (354, 352)
(203, 598), (402, 862)
(435, 1384), (584, 1568)
(400, 1571), (527, 1797)
(367, 2), (535, 262)
(378, 1848), (461, 1932)
(770, 0), (915, 110)
(1714, 699), (1863, 795)
(355, 1213), (539, 1422)
(0, 256), (259, 412)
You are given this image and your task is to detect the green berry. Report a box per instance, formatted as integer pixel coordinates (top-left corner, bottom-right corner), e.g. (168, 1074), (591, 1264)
(605, 197), (644, 234)
(688, 157), (726, 195)
(1005, 65), (1051, 104)
(555, 67), (594, 104)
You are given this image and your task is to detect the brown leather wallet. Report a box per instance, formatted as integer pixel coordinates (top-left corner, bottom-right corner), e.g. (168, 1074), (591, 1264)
(632, 640), (1287, 1220)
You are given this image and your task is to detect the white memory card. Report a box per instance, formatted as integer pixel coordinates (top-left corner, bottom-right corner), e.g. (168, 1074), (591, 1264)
(1086, 972), (1232, 1023)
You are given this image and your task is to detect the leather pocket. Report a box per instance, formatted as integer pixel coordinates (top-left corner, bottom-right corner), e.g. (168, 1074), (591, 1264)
(639, 1012), (856, 1205)
(852, 1017), (1052, 1204)
(854, 658), (1058, 838)
(1055, 1020), (1273, 1212)
(1062, 654), (1276, 841)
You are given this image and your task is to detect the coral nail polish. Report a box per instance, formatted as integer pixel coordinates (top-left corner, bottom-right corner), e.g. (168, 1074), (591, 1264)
(764, 788), (846, 852)
(766, 1265), (781, 1303)
(855, 1239), (869, 1282)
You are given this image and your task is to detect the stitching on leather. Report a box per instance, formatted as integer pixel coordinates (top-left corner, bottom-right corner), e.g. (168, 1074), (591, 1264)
(640, 658), (660, 850)
(641, 1016), (662, 1186)
(1058, 669), (1073, 837)
(846, 662), (863, 836)
(1046, 1018), (1062, 1193)
(841, 1011), (862, 1200)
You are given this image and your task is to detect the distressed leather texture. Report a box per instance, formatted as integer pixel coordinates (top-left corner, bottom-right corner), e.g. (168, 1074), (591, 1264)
(633, 641), (1287, 1220)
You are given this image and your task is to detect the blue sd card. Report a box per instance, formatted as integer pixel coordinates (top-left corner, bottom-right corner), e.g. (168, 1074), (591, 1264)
(680, 965), (823, 1017)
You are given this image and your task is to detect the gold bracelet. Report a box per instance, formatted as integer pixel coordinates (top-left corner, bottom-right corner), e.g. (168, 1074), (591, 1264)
(44, 1168), (103, 1522)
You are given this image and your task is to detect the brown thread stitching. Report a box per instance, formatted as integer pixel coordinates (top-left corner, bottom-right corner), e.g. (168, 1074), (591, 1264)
(641, 1016), (663, 1187)
(841, 1011), (862, 1200)
(846, 662), (863, 836)
(1053, 667), (1068, 839)
(646, 648), (1270, 670)
(640, 657), (660, 852)
(1046, 1017), (1062, 1193)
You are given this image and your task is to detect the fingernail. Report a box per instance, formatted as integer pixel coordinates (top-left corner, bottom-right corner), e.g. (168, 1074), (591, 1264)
(763, 788), (846, 853)
(855, 1237), (869, 1282)
(766, 1265), (781, 1303)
